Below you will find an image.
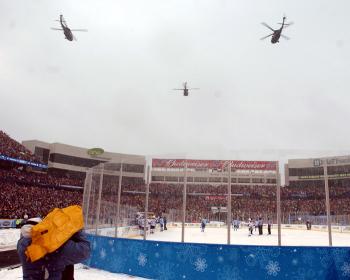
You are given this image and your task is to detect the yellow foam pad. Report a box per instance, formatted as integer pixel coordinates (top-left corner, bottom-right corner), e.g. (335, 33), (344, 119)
(25, 205), (84, 262)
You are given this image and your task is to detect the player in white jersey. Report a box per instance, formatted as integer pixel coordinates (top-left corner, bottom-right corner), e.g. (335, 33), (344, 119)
(149, 218), (156, 234)
(248, 219), (254, 236)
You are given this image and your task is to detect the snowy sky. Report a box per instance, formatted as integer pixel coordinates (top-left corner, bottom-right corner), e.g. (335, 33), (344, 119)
(1, 0), (350, 161)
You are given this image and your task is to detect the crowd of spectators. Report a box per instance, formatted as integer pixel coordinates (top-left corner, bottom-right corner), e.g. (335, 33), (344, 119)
(0, 181), (82, 219)
(0, 168), (83, 187)
(0, 131), (42, 162)
(2, 169), (350, 220)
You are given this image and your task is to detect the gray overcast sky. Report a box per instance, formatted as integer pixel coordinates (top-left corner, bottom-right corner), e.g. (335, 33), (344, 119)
(1, 0), (350, 160)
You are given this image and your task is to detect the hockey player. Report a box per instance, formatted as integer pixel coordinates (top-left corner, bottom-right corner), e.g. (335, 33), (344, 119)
(159, 217), (164, 232)
(267, 217), (272, 235)
(150, 218), (156, 234)
(200, 218), (206, 232)
(258, 217), (263, 235)
(254, 218), (259, 232)
(248, 219), (254, 236)
(164, 216), (167, 230)
(233, 219), (238, 231)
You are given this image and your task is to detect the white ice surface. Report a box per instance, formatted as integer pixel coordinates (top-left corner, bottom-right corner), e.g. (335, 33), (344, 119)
(0, 228), (20, 251)
(0, 264), (147, 280)
(134, 226), (350, 247)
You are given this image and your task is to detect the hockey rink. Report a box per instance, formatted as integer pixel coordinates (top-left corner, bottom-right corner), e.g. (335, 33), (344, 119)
(135, 226), (350, 247)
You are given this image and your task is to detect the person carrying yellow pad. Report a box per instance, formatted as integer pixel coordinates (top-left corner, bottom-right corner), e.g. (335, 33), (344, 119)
(17, 205), (91, 280)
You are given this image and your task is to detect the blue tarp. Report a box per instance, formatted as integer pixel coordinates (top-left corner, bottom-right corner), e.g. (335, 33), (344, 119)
(85, 234), (350, 279)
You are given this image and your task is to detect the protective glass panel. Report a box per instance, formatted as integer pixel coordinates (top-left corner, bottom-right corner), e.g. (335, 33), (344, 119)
(281, 179), (329, 246)
(186, 182), (228, 244)
(144, 182), (183, 242)
(83, 165), (103, 235)
(119, 174), (146, 239)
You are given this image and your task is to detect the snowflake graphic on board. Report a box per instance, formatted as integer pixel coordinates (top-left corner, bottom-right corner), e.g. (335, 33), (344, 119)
(245, 254), (257, 267)
(157, 261), (176, 280)
(243, 247), (280, 269)
(332, 248), (348, 265)
(218, 266), (242, 280)
(194, 258), (208, 272)
(99, 248), (106, 259)
(177, 244), (207, 264)
(341, 262), (350, 277)
(137, 253), (147, 267)
(290, 268), (317, 280)
(266, 261), (280, 276)
(301, 251), (314, 266)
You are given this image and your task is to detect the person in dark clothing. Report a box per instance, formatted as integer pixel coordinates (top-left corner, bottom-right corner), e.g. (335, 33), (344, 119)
(258, 217), (263, 235)
(163, 216), (167, 230)
(61, 264), (74, 280)
(17, 217), (91, 280)
(267, 217), (272, 235)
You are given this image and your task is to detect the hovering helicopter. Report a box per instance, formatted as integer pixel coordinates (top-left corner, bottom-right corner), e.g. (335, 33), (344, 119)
(51, 15), (87, 41)
(173, 82), (199, 96)
(261, 16), (293, 44)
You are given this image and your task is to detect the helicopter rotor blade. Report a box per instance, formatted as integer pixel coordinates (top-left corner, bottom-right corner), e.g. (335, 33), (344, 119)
(173, 89), (183, 90)
(188, 88), (200, 90)
(281, 34), (290, 40)
(260, 33), (274, 40)
(261, 22), (275, 32)
(70, 29), (88, 32)
(278, 22), (293, 28)
(51, 28), (63, 31)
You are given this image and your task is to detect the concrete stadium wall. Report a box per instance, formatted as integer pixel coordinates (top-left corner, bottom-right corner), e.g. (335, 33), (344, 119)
(85, 234), (350, 280)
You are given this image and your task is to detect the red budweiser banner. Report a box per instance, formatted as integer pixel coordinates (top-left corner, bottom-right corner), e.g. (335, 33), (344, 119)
(152, 159), (277, 171)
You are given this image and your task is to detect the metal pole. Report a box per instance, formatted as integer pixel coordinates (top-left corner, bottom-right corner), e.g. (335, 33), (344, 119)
(227, 161), (232, 245)
(95, 164), (104, 235)
(115, 162), (123, 237)
(144, 166), (150, 240)
(276, 162), (281, 246)
(324, 162), (333, 246)
(181, 160), (187, 243)
(83, 170), (92, 228)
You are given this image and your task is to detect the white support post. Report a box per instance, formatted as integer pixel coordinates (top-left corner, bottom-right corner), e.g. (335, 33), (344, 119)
(181, 160), (188, 243)
(144, 166), (150, 240)
(227, 161), (232, 245)
(115, 162), (123, 238)
(95, 164), (104, 236)
(83, 170), (92, 228)
(324, 162), (333, 246)
(276, 162), (281, 246)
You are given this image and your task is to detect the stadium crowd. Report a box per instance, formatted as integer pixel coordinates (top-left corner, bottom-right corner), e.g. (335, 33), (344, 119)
(1, 129), (350, 223)
(0, 130), (41, 162)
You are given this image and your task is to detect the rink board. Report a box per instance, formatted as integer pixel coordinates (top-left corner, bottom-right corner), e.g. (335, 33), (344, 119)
(85, 234), (350, 280)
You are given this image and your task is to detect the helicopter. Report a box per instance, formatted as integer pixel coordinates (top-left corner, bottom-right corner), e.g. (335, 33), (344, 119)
(173, 82), (199, 96)
(261, 16), (293, 44)
(51, 15), (87, 41)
